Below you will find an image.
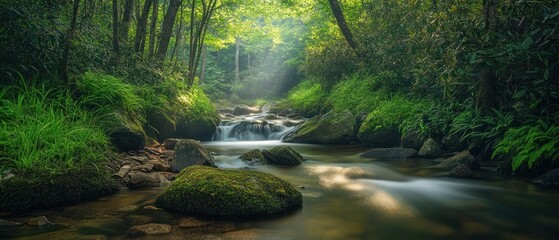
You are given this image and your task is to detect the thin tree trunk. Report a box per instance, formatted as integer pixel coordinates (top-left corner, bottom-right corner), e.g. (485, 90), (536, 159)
(134, 0), (153, 56)
(327, 0), (363, 60)
(112, 0), (120, 62)
(199, 45), (207, 83)
(247, 52), (251, 69)
(476, 0), (498, 114)
(170, 3), (184, 63)
(234, 37), (240, 83)
(120, 0), (134, 41)
(148, 0), (159, 59)
(61, 0), (80, 85)
(155, 0), (182, 63)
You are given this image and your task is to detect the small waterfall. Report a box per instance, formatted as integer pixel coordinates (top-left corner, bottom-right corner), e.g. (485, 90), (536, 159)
(212, 113), (301, 141)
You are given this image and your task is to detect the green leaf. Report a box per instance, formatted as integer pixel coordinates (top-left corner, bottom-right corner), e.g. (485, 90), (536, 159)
(512, 88), (528, 99)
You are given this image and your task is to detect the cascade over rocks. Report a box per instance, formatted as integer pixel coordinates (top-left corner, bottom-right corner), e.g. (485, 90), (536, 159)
(232, 104), (260, 115)
(171, 139), (216, 172)
(155, 166), (303, 217)
(283, 109), (355, 144)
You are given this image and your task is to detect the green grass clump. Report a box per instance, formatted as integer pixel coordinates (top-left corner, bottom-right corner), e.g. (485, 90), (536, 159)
(77, 71), (145, 134)
(0, 80), (109, 172)
(363, 96), (431, 131)
(156, 165), (302, 217)
(326, 73), (390, 114)
(286, 79), (327, 115)
(493, 119), (559, 171)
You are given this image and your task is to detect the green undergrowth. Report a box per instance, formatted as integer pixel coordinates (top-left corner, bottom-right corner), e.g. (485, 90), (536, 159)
(493, 119), (559, 172)
(285, 79), (327, 116)
(0, 79), (109, 172)
(326, 73), (393, 114)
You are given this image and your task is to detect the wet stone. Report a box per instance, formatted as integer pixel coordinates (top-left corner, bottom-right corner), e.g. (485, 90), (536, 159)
(27, 216), (53, 228)
(178, 217), (210, 228)
(127, 223), (172, 236)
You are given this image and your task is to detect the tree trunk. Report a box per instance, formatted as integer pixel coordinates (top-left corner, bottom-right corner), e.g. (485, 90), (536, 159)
(170, 3), (184, 64)
(247, 52), (251, 69)
(111, 0), (120, 62)
(61, 0), (80, 85)
(120, 0), (134, 41)
(134, 0), (153, 56)
(148, 0), (159, 60)
(476, 0), (498, 114)
(187, 0), (218, 86)
(200, 45), (207, 83)
(235, 37), (240, 83)
(155, 0), (182, 63)
(326, 0), (364, 60)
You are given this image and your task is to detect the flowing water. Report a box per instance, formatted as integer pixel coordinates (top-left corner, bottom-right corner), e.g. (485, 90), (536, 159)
(2, 114), (559, 240)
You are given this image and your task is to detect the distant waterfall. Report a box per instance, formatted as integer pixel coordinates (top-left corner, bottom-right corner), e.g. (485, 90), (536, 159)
(212, 113), (302, 141)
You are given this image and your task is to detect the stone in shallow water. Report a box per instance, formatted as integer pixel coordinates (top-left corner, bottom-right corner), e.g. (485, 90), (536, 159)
(127, 223), (172, 236)
(155, 166), (302, 217)
(171, 139), (216, 172)
(27, 216), (53, 228)
(268, 146), (304, 166)
(178, 217), (210, 228)
(418, 138), (443, 158)
(360, 148), (417, 158)
(240, 149), (267, 165)
(449, 164), (473, 178)
(533, 169), (559, 188)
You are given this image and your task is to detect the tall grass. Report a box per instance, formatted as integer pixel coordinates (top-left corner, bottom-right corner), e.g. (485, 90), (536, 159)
(286, 79), (327, 115)
(326, 73), (391, 114)
(0, 80), (109, 172)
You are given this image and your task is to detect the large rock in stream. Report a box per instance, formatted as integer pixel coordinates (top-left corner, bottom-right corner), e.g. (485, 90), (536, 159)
(232, 105), (260, 116)
(267, 146), (304, 165)
(171, 139), (216, 172)
(155, 166), (302, 217)
(283, 110), (355, 144)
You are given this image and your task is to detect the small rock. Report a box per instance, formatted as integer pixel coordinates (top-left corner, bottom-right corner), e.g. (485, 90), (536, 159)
(26, 216), (53, 228)
(1, 173), (15, 181)
(114, 165), (131, 178)
(152, 162), (170, 172)
(143, 206), (161, 211)
(240, 149), (267, 165)
(178, 217), (209, 228)
(418, 138), (443, 158)
(361, 148), (417, 158)
(78, 235), (108, 240)
(437, 150), (479, 170)
(268, 146), (304, 166)
(449, 164), (473, 178)
(127, 223), (172, 236)
(298, 185), (306, 189)
(171, 139), (217, 172)
(165, 175), (176, 181)
(127, 172), (161, 189)
(132, 164), (154, 173)
(533, 169), (559, 188)
(0, 218), (23, 227)
(124, 215), (152, 225)
(232, 104), (260, 116)
(164, 138), (180, 150)
(129, 156), (149, 163)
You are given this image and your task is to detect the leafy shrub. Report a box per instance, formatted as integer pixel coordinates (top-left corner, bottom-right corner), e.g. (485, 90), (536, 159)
(0, 79), (109, 172)
(286, 79), (327, 116)
(326, 73), (392, 114)
(493, 119), (559, 171)
(363, 96), (431, 131)
(450, 109), (515, 151)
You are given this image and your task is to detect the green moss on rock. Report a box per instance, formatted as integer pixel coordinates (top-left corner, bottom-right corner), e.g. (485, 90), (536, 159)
(240, 149), (267, 165)
(357, 119), (400, 147)
(269, 146), (304, 165)
(0, 169), (119, 212)
(283, 110), (355, 144)
(155, 166), (302, 217)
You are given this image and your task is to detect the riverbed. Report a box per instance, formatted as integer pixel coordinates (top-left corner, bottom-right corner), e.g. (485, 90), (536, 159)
(2, 140), (559, 239)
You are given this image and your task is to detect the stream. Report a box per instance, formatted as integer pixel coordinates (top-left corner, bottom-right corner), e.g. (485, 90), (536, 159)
(2, 113), (559, 240)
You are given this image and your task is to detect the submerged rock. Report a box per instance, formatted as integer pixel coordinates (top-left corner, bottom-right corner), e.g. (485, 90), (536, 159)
(533, 169), (559, 188)
(361, 148), (417, 158)
(171, 139), (216, 172)
(155, 166), (302, 217)
(127, 172), (161, 189)
(0, 169), (118, 212)
(283, 110), (355, 144)
(449, 164), (473, 178)
(127, 223), (171, 236)
(26, 216), (53, 228)
(418, 138), (443, 158)
(268, 146), (304, 165)
(239, 149), (267, 165)
(437, 150), (479, 170)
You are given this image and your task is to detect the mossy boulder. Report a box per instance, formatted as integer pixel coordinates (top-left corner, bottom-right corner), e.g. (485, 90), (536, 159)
(401, 130), (426, 150)
(283, 110), (355, 144)
(172, 139), (217, 172)
(176, 116), (220, 141)
(0, 169), (118, 212)
(268, 146), (304, 165)
(104, 111), (146, 151)
(155, 166), (302, 217)
(418, 138), (443, 158)
(240, 149), (267, 165)
(357, 123), (401, 148)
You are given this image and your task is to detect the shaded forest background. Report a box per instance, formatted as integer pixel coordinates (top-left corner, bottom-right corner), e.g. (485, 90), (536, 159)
(0, 0), (558, 175)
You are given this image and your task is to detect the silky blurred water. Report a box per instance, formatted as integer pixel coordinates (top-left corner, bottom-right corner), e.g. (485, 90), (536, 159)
(2, 140), (559, 240)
